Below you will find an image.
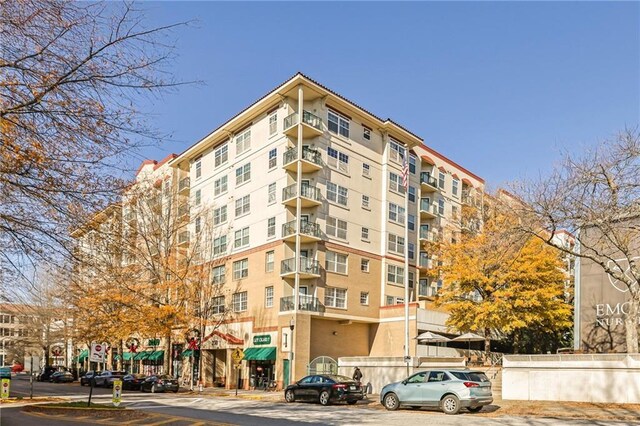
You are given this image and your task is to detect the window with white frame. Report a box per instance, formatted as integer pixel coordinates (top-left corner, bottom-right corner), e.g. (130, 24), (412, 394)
(235, 195), (250, 217)
(211, 296), (225, 314)
(327, 147), (349, 173)
(389, 139), (405, 163)
(386, 295), (394, 306)
(236, 163), (251, 186)
(361, 227), (369, 240)
(232, 291), (248, 312)
(235, 129), (251, 155)
(409, 271), (415, 289)
(408, 214), (415, 231)
(396, 297), (404, 304)
(362, 163), (370, 177)
(325, 251), (348, 274)
(452, 205), (459, 221)
(195, 156), (202, 179)
(214, 143), (228, 167)
(360, 292), (369, 305)
(269, 112), (277, 136)
(387, 234), (405, 254)
(389, 172), (405, 193)
(408, 186), (416, 203)
(387, 264), (405, 285)
(363, 127), (371, 141)
(268, 148), (277, 169)
(409, 155), (417, 174)
(211, 265), (225, 284)
(194, 189), (201, 206)
(213, 206), (227, 225)
(328, 110), (350, 138)
(326, 216), (347, 239)
(268, 182), (276, 204)
(408, 242), (415, 259)
(195, 217), (201, 234)
(327, 182), (348, 206)
(232, 258), (248, 280)
(438, 198), (445, 215)
(214, 175), (228, 196)
(213, 235), (227, 256)
(234, 227), (249, 248)
(452, 178), (459, 196)
(361, 258), (370, 272)
(265, 286), (274, 308)
(267, 217), (276, 238)
(325, 287), (347, 308)
(361, 195), (370, 209)
(438, 171), (446, 189)
(265, 250), (274, 272)
(388, 202), (405, 224)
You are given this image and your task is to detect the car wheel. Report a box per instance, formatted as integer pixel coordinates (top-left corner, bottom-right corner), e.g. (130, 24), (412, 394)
(151, 384), (156, 393)
(467, 406), (483, 413)
(285, 390), (295, 403)
(318, 390), (331, 406)
(383, 393), (400, 411)
(347, 400), (357, 405)
(441, 394), (461, 415)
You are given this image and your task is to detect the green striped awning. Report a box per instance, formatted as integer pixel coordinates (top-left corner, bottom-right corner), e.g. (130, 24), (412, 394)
(146, 350), (164, 361)
(77, 349), (89, 362)
(134, 350), (153, 361)
(123, 352), (134, 361)
(181, 349), (193, 357)
(242, 347), (276, 361)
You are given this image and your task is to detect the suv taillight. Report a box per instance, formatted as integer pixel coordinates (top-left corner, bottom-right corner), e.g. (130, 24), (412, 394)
(463, 382), (479, 388)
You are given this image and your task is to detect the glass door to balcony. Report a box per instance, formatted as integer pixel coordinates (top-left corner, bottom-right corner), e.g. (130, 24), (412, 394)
(299, 286), (309, 310)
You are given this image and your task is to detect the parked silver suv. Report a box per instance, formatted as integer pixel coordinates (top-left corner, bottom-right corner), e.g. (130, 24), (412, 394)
(380, 369), (493, 414)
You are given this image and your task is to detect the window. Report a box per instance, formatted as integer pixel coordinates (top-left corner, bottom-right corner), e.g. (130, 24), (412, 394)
(235, 128), (251, 155)
(408, 186), (416, 203)
(325, 251), (348, 274)
(268, 148), (277, 169)
(362, 163), (370, 177)
(326, 216), (347, 239)
(213, 206), (227, 225)
(267, 217), (276, 238)
(360, 292), (369, 305)
(327, 182), (348, 206)
(389, 172), (405, 194)
(386, 295), (394, 306)
(194, 189), (201, 206)
(396, 297), (404, 304)
(211, 296), (225, 314)
(268, 183), (276, 204)
(265, 286), (274, 308)
(438, 171), (446, 189)
(265, 250), (274, 272)
(325, 287), (347, 308)
(408, 214), (415, 231)
(211, 265), (225, 284)
(232, 291), (248, 312)
(408, 242), (415, 260)
(387, 264), (405, 284)
(438, 198), (445, 215)
(195, 156), (202, 179)
(213, 236), (227, 256)
(360, 258), (370, 272)
(214, 143), (228, 167)
(409, 271), (415, 289)
(328, 110), (349, 138)
(387, 234), (405, 254)
(361, 195), (370, 209)
(236, 163), (251, 186)
(388, 203), (405, 224)
(195, 217), (201, 234)
(363, 127), (371, 140)
(389, 139), (405, 163)
(234, 227), (250, 248)
(452, 178), (459, 196)
(409, 155), (417, 174)
(235, 195), (250, 217)
(452, 205), (459, 220)
(214, 176), (228, 196)
(361, 227), (369, 240)
(232, 258), (248, 280)
(327, 147), (349, 173)
(269, 112), (277, 136)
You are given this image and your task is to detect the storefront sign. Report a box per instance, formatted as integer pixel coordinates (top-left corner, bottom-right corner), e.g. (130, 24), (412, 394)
(148, 338), (160, 346)
(253, 335), (271, 346)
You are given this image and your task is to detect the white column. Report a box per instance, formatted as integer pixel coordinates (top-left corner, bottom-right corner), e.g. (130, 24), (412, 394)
(292, 84), (304, 382)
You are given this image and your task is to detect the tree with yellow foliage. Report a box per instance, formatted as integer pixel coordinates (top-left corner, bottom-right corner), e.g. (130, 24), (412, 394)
(432, 196), (572, 354)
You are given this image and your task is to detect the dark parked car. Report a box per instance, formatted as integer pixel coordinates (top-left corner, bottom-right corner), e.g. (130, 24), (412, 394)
(122, 374), (147, 391)
(284, 374), (364, 406)
(94, 370), (126, 387)
(50, 371), (74, 383)
(140, 375), (179, 393)
(37, 366), (63, 382)
(80, 370), (101, 386)
(0, 366), (11, 380)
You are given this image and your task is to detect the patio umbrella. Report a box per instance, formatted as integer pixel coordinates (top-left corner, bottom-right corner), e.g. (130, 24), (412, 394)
(452, 332), (486, 353)
(415, 331), (451, 356)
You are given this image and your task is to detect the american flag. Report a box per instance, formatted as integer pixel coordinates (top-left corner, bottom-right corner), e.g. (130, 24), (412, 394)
(401, 152), (409, 190)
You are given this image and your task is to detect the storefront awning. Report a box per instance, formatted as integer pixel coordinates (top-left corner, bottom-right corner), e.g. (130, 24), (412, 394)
(243, 347), (276, 361)
(146, 350), (164, 361)
(77, 349), (89, 362)
(182, 349), (193, 357)
(134, 350), (153, 361)
(115, 352), (134, 361)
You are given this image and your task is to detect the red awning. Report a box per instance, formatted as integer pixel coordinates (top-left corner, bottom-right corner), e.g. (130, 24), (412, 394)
(420, 155), (436, 165)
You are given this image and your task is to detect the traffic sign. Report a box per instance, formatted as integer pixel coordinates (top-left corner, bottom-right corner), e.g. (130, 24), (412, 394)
(112, 379), (122, 407)
(90, 342), (107, 363)
(1, 379), (9, 399)
(231, 348), (244, 365)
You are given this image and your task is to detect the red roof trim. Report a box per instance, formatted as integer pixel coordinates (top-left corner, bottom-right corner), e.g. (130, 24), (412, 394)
(420, 144), (485, 184)
(135, 160), (156, 176)
(203, 330), (243, 345)
(420, 155), (436, 165)
(154, 154), (178, 171)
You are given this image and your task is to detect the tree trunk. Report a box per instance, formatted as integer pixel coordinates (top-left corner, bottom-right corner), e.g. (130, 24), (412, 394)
(624, 294), (640, 353)
(484, 328), (491, 356)
(164, 333), (171, 374)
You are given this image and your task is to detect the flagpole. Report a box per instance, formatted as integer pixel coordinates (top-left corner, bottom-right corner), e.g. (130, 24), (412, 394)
(403, 149), (410, 376)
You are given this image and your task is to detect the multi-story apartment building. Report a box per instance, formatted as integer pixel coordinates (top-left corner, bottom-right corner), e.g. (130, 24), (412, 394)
(165, 73), (485, 388)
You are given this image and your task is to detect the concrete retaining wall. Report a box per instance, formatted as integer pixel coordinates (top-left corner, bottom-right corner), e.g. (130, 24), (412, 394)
(503, 354), (640, 403)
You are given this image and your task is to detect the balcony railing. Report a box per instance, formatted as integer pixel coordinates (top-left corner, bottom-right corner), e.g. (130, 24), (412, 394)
(281, 257), (321, 275)
(419, 281), (438, 297)
(283, 110), (323, 132)
(177, 204), (189, 218)
(419, 226), (438, 242)
(280, 295), (325, 313)
(178, 177), (190, 192)
(419, 252), (431, 269)
(282, 183), (321, 202)
(420, 172), (438, 188)
(178, 231), (189, 245)
(283, 147), (323, 167)
(420, 199), (438, 215)
(282, 220), (322, 239)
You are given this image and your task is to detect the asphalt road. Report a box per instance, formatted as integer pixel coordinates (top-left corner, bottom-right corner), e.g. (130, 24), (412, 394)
(7, 374), (113, 398)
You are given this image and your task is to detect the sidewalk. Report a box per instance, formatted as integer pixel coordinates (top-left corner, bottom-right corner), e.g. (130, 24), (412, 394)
(183, 387), (640, 422)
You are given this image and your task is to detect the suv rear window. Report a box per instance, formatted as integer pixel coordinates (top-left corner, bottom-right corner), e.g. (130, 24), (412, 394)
(450, 371), (490, 382)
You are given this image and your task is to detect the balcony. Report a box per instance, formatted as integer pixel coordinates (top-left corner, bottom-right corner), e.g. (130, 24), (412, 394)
(418, 281), (438, 299)
(420, 199), (438, 219)
(177, 204), (189, 219)
(178, 177), (190, 193)
(420, 172), (438, 192)
(282, 183), (322, 208)
(280, 295), (325, 313)
(282, 147), (323, 173)
(177, 231), (189, 246)
(419, 252), (432, 270)
(419, 226), (438, 243)
(282, 220), (322, 243)
(280, 257), (322, 279)
(283, 110), (323, 138)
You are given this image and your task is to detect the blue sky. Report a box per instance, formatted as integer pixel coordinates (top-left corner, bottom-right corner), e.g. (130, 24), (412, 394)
(138, 1), (639, 187)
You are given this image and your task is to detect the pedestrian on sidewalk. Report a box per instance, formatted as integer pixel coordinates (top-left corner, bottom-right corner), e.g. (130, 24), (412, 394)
(352, 367), (362, 384)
